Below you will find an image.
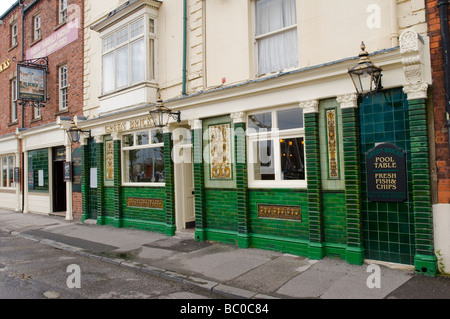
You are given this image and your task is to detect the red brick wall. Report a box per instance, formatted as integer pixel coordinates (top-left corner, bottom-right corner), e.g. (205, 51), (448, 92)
(0, 0), (84, 217)
(427, 0), (450, 203)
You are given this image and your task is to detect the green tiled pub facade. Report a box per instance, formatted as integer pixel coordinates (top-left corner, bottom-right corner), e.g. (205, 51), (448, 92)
(80, 87), (436, 276)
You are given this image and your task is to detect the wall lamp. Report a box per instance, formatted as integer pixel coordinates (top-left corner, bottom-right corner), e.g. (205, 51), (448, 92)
(348, 42), (383, 96)
(66, 120), (91, 143)
(149, 95), (181, 128)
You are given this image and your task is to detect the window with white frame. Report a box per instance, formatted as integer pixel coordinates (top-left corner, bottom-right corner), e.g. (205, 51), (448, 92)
(33, 14), (41, 41)
(122, 129), (164, 185)
(247, 107), (305, 188)
(59, 65), (68, 110)
(34, 105), (41, 119)
(11, 22), (18, 47)
(255, 0), (298, 75)
(11, 79), (17, 123)
(1, 155), (15, 188)
(59, 0), (68, 24)
(102, 17), (156, 94)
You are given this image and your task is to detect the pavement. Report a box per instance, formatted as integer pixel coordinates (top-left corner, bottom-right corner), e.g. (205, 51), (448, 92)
(1, 208), (450, 300)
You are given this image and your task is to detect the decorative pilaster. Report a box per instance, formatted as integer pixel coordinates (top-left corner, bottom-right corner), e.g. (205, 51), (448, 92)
(337, 94), (364, 265)
(163, 127), (176, 236)
(231, 112), (250, 248)
(81, 137), (90, 222)
(95, 135), (104, 225)
(400, 29), (437, 276)
(300, 100), (324, 259)
(190, 119), (206, 241)
(111, 132), (122, 228)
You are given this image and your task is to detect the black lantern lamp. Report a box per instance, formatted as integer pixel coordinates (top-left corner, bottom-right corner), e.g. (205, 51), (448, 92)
(149, 95), (181, 128)
(67, 120), (91, 143)
(348, 42), (383, 95)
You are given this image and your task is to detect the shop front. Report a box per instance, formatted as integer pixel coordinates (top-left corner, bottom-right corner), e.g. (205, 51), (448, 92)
(79, 30), (437, 275)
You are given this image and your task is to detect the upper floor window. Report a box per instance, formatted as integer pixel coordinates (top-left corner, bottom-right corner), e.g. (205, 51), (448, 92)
(11, 22), (18, 47)
(33, 14), (42, 41)
(11, 79), (17, 123)
(102, 17), (156, 94)
(59, 0), (68, 24)
(59, 65), (68, 110)
(255, 0), (298, 75)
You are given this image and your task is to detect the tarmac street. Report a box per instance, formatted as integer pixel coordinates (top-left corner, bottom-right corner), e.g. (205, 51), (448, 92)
(0, 208), (450, 300)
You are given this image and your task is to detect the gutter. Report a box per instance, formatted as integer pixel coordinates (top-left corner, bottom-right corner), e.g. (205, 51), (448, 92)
(437, 0), (450, 153)
(182, 0), (188, 96)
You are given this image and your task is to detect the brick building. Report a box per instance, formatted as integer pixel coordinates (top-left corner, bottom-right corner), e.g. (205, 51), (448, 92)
(0, 0), (84, 220)
(427, 0), (450, 273)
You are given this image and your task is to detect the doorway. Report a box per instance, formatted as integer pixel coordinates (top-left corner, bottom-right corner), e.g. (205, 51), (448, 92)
(52, 147), (67, 213)
(175, 140), (195, 230)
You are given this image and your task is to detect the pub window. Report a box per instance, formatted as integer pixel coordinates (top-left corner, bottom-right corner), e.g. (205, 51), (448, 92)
(0, 155), (15, 189)
(247, 106), (306, 188)
(122, 129), (165, 185)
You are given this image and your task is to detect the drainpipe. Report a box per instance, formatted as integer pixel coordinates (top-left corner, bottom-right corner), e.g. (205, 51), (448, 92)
(390, 0), (399, 47)
(437, 0), (450, 153)
(19, 0), (25, 213)
(182, 0), (187, 96)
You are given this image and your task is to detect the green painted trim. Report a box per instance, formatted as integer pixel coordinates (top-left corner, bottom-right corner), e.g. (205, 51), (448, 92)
(308, 242), (325, 260)
(203, 228), (237, 245)
(250, 233), (309, 256)
(345, 246), (365, 265)
(121, 218), (167, 234)
(414, 254), (438, 277)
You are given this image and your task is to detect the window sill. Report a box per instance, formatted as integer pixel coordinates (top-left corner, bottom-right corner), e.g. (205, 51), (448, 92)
(8, 43), (18, 52)
(54, 20), (67, 31)
(54, 108), (69, 116)
(122, 182), (166, 188)
(8, 121), (18, 127)
(30, 117), (42, 123)
(100, 80), (158, 99)
(0, 188), (16, 193)
(30, 37), (42, 47)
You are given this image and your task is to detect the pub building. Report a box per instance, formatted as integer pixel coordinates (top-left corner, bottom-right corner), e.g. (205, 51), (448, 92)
(0, 0), (84, 220)
(81, 0), (438, 275)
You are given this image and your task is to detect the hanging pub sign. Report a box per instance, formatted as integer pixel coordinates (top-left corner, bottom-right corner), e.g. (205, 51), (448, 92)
(15, 57), (49, 104)
(366, 143), (407, 203)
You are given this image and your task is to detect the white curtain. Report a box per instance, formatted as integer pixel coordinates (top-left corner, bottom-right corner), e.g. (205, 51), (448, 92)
(103, 53), (114, 93)
(256, 0), (298, 75)
(116, 46), (129, 88)
(131, 39), (145, 83)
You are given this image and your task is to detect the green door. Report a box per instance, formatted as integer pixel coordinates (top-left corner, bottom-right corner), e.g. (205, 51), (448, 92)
(359, 88), (415, 265)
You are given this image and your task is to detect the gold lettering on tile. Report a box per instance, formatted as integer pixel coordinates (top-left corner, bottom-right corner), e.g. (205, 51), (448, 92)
(127, 197), (164, 209)
(258, 204), (302, 221)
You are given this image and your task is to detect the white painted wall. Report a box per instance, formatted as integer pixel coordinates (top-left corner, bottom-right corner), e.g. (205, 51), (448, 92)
(434, 204), (450, 273)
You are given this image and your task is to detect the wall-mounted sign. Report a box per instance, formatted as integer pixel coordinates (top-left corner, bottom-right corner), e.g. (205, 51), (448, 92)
(14, 167), (20, 184)
(0, 59), (11, 73)
(127, 197), (164, 209)
(64, 162), (72, 182)
(366, 143), (407, 203)
(258, 204), (302, 221)
(104, 116), (155, 134)
(26, 19), (79, 60)
(72, 148), (82, 192)
(28, 170), (34, 190)
(18, 65), (47, 103)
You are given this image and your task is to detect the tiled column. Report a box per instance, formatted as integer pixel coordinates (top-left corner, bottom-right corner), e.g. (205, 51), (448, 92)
(401, 29), (437, 276)
(301, 100), (324, 260)
(81, 137), (90, 222)
(231, 112), (250, 249)
(95, 135), (105, 225)
(190, 119), (206, 241)
(163, 126), (176, 236)
(111, 132), (122, 228)
(337, 94), (364, 265)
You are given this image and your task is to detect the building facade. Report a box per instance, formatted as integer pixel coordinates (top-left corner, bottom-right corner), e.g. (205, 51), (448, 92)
(427, 0), (450, 273)
(0, 0), (84, 220)
(49, 0), (437, 276)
